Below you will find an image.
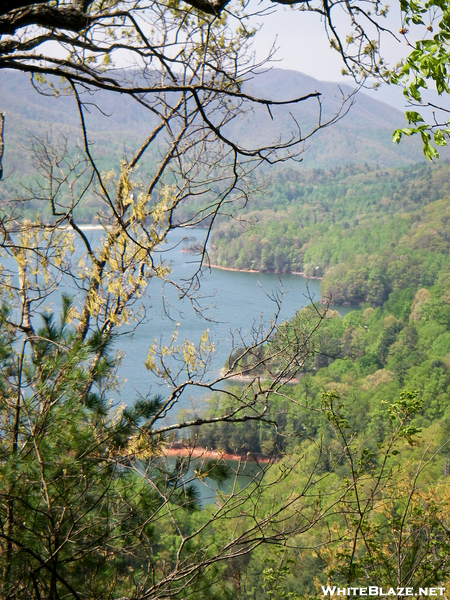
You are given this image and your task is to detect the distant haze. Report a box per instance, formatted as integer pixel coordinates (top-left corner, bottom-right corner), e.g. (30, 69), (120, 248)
(0, 67), (441, 189)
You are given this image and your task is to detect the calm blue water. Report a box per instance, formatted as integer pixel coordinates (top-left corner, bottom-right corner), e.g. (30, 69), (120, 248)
(101, 227), (355, 407)
(112, 227), (323, 404)
(3, 227), (356, 408)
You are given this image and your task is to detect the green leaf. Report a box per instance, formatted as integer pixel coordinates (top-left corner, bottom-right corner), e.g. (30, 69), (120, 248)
(405, 110), (425, 124)
(434, 130), (448, 146)
(392, 130), (403, 143)
(423, 141), (440, 160)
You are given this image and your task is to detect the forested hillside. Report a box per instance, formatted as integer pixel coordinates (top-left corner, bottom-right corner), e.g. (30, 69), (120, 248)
(187, 158), (450, 598)
(209, 161), (450, 304)
(199, 280), (450, 454)
(0, 68), (436, 209)
(192, 267), (450, 597)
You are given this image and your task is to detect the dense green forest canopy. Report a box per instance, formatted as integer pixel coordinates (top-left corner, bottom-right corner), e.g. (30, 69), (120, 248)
(209, 161), (450, 305)
(199, 280), (450, 455)
(192, 257), (450, 597)
(184, 156), (450, 599)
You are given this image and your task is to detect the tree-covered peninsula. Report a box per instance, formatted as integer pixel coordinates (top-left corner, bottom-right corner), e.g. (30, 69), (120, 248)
(209, 161), (450, 305)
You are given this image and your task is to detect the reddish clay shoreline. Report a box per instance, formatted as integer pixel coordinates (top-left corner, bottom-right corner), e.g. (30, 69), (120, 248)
(164, 445), (275, 464)
(209, 263), (324, 280)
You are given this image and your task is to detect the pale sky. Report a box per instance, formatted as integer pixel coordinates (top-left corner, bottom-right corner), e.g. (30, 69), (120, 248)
(245, 1), (413, 111)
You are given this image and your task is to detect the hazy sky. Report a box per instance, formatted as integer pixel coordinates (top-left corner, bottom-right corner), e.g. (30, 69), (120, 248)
(245, 1), (412, 111)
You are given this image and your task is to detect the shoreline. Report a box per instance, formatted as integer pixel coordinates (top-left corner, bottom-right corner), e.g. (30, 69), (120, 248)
(220, 369), (300, 385)
(62, 230), (321, 281)
(164, 445), (276, 464)
(225, 375), (299, 384)
(209, 263), (324, 280)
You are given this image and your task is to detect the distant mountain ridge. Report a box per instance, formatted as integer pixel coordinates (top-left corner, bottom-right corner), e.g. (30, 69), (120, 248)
(0, 67), (442, 198)
(233, 69), (437, 167)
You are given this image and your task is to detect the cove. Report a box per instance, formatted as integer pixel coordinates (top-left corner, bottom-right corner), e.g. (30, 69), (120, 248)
(103, 227), (356, 407)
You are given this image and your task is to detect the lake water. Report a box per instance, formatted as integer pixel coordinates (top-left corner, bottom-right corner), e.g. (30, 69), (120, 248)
(84, 226), (355, 408)
(3, 226), (356, 409)
(165, 454), (266, 505)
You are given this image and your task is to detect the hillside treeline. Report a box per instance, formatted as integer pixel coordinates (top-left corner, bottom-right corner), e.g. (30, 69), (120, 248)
(209, 162), (450, 304)
(198, 277), (450, 454)
(191, 267), (450, 597)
